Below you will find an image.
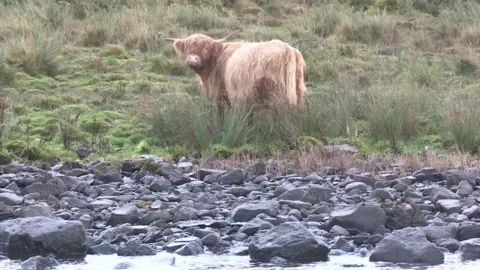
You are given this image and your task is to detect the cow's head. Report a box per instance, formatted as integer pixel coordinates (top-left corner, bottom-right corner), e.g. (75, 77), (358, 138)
(164, 31), (238, 73)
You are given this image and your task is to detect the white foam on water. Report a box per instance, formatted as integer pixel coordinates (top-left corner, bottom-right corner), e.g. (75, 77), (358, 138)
(1, 253), (479, 270)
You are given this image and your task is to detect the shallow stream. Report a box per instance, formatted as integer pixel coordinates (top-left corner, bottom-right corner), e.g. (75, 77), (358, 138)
(2, 253), (480, 270)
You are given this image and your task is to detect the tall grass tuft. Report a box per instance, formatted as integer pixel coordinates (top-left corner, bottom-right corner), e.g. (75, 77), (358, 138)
(362, 82), (428, 153)
(0, 49), (15, 87)
(441, 92), (480, 154)
(140, 91), (334, 156)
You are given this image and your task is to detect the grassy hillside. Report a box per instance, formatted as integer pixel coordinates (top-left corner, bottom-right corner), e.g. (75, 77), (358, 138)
(1, 0), (480, 165)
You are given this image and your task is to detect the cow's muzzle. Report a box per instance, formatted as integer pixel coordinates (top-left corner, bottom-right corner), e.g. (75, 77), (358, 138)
(186, 54), (201, 69)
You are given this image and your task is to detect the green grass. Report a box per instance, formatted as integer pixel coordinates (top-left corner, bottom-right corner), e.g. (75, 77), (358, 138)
(1, 0), (480, 164)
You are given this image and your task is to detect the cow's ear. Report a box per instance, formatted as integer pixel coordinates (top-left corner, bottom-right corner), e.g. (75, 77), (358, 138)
(173, 40), (186, 54)
(212, 41), (224, 56)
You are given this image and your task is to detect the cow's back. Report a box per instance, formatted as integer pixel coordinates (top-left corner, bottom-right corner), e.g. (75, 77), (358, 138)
(224, 40), (298, 108)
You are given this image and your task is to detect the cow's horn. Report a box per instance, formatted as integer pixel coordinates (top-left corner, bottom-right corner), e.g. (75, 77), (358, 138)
(164, 38), (178, 42)
(215, 30), (239, 43)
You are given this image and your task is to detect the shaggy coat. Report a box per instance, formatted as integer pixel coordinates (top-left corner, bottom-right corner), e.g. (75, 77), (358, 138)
(165, 31), (306, 111)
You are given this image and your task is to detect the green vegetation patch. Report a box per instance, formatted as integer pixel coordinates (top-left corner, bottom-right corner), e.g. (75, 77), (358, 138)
(0, 0), (480, 163)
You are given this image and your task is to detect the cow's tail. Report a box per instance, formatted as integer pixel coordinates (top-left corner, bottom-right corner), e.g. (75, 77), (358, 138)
(284, 48), (299, 107)
(293, 48), (306, 107)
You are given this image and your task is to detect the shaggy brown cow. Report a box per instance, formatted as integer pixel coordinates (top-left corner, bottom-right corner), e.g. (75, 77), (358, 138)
(164, 31), (306, 111)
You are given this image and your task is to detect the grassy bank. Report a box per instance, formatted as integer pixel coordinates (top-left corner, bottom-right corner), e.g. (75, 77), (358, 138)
(1, 0), (480, 166)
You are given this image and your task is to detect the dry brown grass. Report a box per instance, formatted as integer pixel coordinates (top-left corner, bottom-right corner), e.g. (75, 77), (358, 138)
(198, 149), (480, 177)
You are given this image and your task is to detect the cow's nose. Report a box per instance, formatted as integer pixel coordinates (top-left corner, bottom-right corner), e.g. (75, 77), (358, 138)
(187, 54), (199, 65)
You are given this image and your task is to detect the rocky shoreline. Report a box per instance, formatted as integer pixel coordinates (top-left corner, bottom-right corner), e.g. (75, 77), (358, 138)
(1, 155), (480, 269)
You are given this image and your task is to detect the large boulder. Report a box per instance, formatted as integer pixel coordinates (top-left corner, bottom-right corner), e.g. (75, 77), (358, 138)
(328, 203), (386, 234)
(22, 178), (67, 199)
(277, 186), (332, 204)
(231, 200), (279, 222)
(94, 165), (123, 183)
(369, 227), (444, 265)
(0, 202), (15, 221)
(107, 204), (139, 226)
(459, 238), (480, 261)
(248, 222), (330, 263)
(381, 202), (426, 230)
(0, 217), (86, 260)
(421, 225), (458, 246)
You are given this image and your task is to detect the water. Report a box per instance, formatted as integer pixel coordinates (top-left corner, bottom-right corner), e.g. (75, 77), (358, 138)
(1, 253), (480, 270)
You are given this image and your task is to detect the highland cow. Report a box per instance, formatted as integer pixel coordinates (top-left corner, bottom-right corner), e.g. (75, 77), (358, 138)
(164, 31), (307, 112)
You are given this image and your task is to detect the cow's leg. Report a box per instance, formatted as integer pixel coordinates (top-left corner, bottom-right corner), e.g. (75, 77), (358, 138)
(216, 96), (230, 123)
(254, 77), (278, 111)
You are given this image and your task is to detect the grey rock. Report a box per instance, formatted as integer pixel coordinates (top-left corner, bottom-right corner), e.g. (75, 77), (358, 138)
(370, 188), (393, 201)
(96, 224), (134, 242)
(79, 214), (92, 229)
(459, 238), (480, 261)
(219, 168), (245, 185)
(239, 217), (274, 236)
(117, 239), (156, 256)
(172, 206), (197, 222)
(88, 243), (117, 255)
(390, 176), (414, 186)
(148, 176), (172, 192)
(381, 202), (425, 230)
(251, 162), (266, 176)
(463, 205), (480, 219)
(329, 203), (386, 234)
(421, 225), (457, 246)
(458, 222), (480, 241)
(95, 165), (123, 183)
(369, 227), (444, 265)
(107, 204), (139, 226)
(444, 169), (477, 187)
(15, 205), (54, 218)
(345, 182), (368, 194)
(5, 182), (19, 192)
(175, 241), (204, 256)
(0, 217), (86, 260)
(278, 186), (331, 205)
(0, 202), (14, 221)
(439, 238), (461, 252)
(436, 199), (462, 214)
(89, 199), (115, 212)
(413, 167), (443, 182)
(303, 173), (323, 183)
(301, 186), (332, 205)
(248, 221), (330, 263)
(113, 262), (134, 270)
(164, 236), (202, 253)
(150, 200), (168, 210)
(21, 255), (58, 270)
(277, 187), (305, 200)
(67, 168), (89, 177)
(333, 237), (354, 252)
(22, 178), (67, 199)
(231, 200), (279, 222)
(457, 180), (474, 197)
(0, 192), (23, 206)
(201, 233), (220, 248)
(61, 196), (89, 209)
(279, 200), (311, 210)
(169, 175), (191, 185)
(330, 225), (350, 236)
(430, 187), (461, 203)
(198, 169), (226, 181)
(139, 210), (171, 225)
(353, 174), (376, 187)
